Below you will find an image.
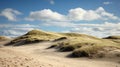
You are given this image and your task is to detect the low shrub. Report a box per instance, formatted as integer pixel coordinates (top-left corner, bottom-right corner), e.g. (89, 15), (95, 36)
(53, 37), (67, 42)
(71, 50), (89, 57)
(59, 45), (75, 52)
(47, 44), (58, 49)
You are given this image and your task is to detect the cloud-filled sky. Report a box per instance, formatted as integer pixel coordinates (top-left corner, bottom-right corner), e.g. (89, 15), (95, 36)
(0, 0), (120, 37)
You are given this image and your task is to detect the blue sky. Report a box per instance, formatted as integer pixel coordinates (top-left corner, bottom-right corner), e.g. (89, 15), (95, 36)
(0, 0), (120, 37)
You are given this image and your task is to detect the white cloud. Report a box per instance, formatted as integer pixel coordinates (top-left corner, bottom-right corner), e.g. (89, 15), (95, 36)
(0, 22), (119, 37)
(68, 8), (87, 21)
(50, 0), (54, 5)
(12, 27), (34, 31)
(68, 7), (119, 21)
(25, 7), (120, 37)
(42, 21), (75, 27)
(0, 8), (22, 21)
(68, 8), (101, 21)
(3, 30), (24, 36)
(96, 7), (118, 20)
(83, 10), (101, 20)
(0, 24), (39, 37)
(26, 9), (66, 21)
(26, 7), (119, 22)
(103, 2), (112, 5)
(69, 22), (120, 37)
(26, 7), (118, 30)
(75, 22), (120, 28)
(0, 24), (36, 28)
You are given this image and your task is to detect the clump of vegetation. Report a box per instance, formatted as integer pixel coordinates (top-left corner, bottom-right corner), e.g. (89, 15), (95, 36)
(103, 36), (120, 43)
(71, 49), (89, 57)
(47, 44), (58, 49)
(53, 37), (67, 42)
(71, 45), (103, 57)
(59, 45), (77, 52)
(0, 36), (9, 41)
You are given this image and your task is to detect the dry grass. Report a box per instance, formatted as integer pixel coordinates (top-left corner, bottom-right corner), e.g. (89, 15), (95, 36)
(5, 29), (120, 58)
(71, 45), (103, 57)
(0, 36), (9, 41)
(103, 36), (120, 43)
(5, 30), (62, 46)
(50, 36), (120, 58)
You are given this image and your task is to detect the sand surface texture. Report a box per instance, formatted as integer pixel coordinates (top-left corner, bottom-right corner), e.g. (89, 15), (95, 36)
(0, 41), (120, 67)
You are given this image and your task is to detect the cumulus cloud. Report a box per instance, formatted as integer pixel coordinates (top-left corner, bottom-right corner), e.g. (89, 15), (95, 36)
(103, 2), (112, 5)
(68, 8), (87, 21)
(69, 7), (119, 21)
(26, 7), (119, 22)
(25, 7), (120, 37)
(69, 22), (120, 37)
(0, 8), (22, 21)
(26, 9), (66, 21)
(96, 7), (118, 20)
(2, 30), (24, 36)
(68, 8), (101, 21)
(0, 22), (119, 37)
(0, 24), (38, 37)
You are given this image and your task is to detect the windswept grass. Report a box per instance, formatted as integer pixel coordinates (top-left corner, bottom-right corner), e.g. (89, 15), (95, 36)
(5, 30), (62, 46)
(0, 36), (9, 41)
(50, 36), (120, 58)
(103, 36), (120, 43)
(5, 29), (120, 58)
(71, 45), (103, 57)
(60, 33), (101, 40)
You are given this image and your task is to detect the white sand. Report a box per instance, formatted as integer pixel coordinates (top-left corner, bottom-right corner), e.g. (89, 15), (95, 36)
(0, 41), (120, 67)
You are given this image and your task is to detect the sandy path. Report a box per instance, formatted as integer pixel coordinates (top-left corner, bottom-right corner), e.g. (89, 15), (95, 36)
(0, 42), (120, 67)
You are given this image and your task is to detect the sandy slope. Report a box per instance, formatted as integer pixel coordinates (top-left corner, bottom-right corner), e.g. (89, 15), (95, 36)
(0, 41), (120, 67)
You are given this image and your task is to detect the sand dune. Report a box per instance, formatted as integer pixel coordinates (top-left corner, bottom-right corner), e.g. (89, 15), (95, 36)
(0, 30), (120, 67)
(0, 41), (120, 67)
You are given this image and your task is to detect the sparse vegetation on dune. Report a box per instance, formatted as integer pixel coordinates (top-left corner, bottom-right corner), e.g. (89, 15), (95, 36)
(5, 30), (63, 46)
(50, 35), (120, 58)
(103, 36), (120, 43)
(60, 33), (103, 39)
(4, 29), (120, 58)
(0, 36), (9, 41)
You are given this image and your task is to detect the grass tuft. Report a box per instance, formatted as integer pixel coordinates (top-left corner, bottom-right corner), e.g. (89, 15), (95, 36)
(0, 36), (9, 41)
